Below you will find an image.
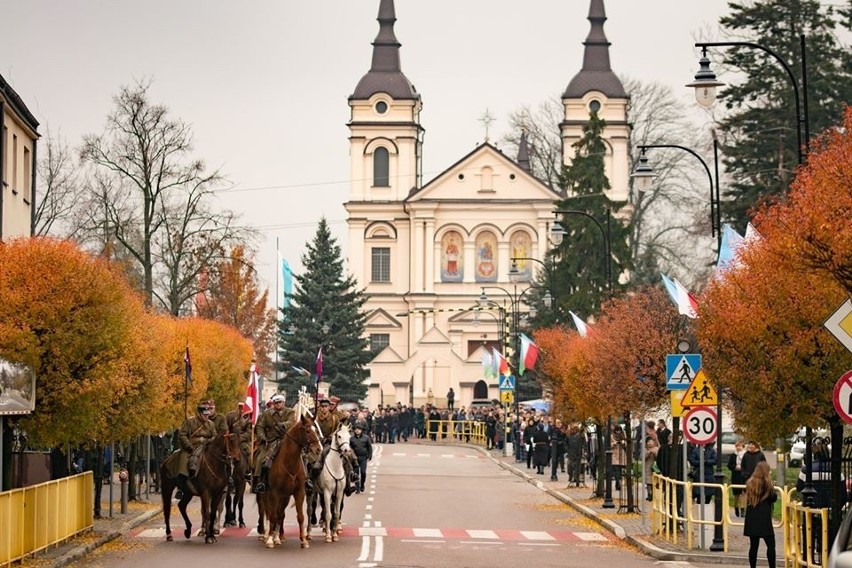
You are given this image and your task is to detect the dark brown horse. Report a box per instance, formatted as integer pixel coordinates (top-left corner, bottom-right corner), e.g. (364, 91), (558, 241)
(258, 414), (322, 549)
(160, 429), (242, 543)
(223, 444), (250, 528)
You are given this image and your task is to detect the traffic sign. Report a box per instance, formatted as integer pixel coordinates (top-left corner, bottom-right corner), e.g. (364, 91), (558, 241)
(670, 390), (686, 418)
(500, 390), (514, 404)
(683, 406), (718, 445)
(499, 375), (516, 390)
(680, 369), (719, 408)
(825, 299), (852, 353)
(666, 354), (701, 390)
(832, 370), (852, 424)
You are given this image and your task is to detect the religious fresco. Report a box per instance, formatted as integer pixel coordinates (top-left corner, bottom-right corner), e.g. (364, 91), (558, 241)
(510, 231), (532, 281)
(440, 230), (464, 282)
(475, 231), (498, 282)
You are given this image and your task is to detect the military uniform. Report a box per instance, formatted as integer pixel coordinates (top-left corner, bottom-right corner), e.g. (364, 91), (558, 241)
(254, 404), (296, 476)
(177, 413), (218, 478)
(312, 403), (356, 495)
(226, 410), (253, 456)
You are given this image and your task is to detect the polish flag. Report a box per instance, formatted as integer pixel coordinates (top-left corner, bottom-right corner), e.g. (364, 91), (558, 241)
(245, 362), (259, 424)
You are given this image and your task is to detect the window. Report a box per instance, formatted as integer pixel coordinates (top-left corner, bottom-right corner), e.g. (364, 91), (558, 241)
(23, 147), (30, 202)
(12, 134), (18, 191)
(371, 247), (390, 282)
(370, 333), (390, 354)
(373, 147), (389, 187)
(375, 101), (388, 114)
(589, 99), (601, 113)
(2, 126), (6, 185)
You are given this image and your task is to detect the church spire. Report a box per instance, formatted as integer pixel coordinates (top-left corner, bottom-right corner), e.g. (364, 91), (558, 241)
(517, 131), (531, 173)
(563, 0), (626, 99)
(351, 0), (419, 101)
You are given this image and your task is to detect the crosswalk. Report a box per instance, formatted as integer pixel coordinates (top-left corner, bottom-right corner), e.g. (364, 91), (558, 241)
(132, 525), (610, 543)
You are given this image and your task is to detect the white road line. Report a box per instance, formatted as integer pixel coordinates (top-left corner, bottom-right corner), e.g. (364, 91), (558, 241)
(362, 520), (370, 527)
(364, 514), (372, 519)
(374, 535), (384, 561)
(359, 527), (387, 536)
(417, 453), (430, 457)
(366, 504), (373, 510)
(441, 454), (454, 458)
(460, 541), (502, 545)
(575, 532), (608, 541)
(518, 542), (561, 547)
(520, 530), (555, 541)
(374, 521), (382, 527)
(368, 497), (374, 502)
(401, 539), (446, 543)
(358, 564), (377, 568)
(467, 529), (499, 539)
(413, 528), (443, 538)
(357, 536), (371, 561)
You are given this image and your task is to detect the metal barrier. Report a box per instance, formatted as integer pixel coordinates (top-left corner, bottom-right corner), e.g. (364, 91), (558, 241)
(784, 494), (830, 568)
(0, 471), (94, 566)
(425, 420), (487, 447)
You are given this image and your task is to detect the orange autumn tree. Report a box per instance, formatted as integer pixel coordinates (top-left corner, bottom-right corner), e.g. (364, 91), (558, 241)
(0, 237), (149, 447)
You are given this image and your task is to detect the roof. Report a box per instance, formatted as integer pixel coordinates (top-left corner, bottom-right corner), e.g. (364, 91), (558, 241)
(0, 74), (40, 132)
(563, 0), (627, 99)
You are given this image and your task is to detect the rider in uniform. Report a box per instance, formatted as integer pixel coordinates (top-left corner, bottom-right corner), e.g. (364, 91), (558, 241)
(253, 393), (296, 493)
(205, 399), (229, 435)
(310, 396), (357, 496)
(178, 402), (219, 483)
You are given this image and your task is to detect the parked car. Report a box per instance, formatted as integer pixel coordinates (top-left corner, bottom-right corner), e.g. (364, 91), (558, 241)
(720, 430), (743, 462)
(788, 427), (830, 467)
(828, 507), (852, 567)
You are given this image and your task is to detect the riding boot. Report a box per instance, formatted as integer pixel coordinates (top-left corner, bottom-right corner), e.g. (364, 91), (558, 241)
(254, 466), (269, 494)
(305, 477), (314, 493)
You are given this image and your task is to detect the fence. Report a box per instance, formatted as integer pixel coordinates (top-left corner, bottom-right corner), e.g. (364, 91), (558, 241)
(0, 471), (93, 566)
(651, 473), (832, 565)
(424, 420), (488, 447)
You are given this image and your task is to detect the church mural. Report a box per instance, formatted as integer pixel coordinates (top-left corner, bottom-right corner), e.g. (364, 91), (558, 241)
(440, 230), (464, 282)
(510, 231), (532, 281)
(475, 231), (498, 282)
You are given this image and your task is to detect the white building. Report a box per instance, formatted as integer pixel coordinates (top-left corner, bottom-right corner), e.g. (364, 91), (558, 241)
(1, 74), (39, 241)
(345, 0), (629, 409)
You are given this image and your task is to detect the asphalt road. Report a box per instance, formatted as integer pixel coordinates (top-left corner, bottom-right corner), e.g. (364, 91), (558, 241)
(69, 442), (741, 568)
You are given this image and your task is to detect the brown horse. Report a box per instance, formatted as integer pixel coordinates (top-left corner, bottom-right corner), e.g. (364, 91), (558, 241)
(258, 414), (322, 549)
(223, 444), (250, 528)
(160, 428), (242, 543)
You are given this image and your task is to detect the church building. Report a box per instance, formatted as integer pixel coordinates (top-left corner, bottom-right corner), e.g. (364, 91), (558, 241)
(344, 0), (629, 409)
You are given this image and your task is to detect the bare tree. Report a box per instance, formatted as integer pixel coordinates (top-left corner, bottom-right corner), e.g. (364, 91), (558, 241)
(79, 78), (248, 311)
(34, 127), (82, 237)
(502, 98), (564, 189)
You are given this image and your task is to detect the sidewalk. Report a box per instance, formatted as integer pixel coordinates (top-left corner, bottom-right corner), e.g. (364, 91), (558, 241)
(481, 444), (782, 566)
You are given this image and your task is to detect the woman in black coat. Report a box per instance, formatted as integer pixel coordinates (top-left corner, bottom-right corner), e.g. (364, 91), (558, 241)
(743, 461), (776, 568)
(532, 424), (550, 475)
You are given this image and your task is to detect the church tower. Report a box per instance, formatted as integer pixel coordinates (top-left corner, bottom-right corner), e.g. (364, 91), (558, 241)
(348, 0), (423, 203)
(560, 0), (630, 203)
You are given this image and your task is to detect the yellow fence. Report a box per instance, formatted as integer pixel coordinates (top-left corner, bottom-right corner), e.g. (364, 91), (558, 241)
(0, 471), (94, 566)
(651, 473), (829, 566)
(425, 420), (488, 447)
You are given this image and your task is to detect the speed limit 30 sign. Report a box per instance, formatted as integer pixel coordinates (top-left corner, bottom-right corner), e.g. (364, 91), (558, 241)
(683, 405), (718, 445)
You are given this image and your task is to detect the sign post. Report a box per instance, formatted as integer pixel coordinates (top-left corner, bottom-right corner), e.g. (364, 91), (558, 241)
(499, 375), (515, 457)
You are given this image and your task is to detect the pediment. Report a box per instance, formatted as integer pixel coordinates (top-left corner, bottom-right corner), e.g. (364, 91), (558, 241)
(467, 344), (492, 363)
(370, 346), (405, 363)
(365, 307), (402, 330)
(415, 326), (453, 346)
(407, 143), (560, 203)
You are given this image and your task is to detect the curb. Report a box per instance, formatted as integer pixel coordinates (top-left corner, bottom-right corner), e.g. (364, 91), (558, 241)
(49, 508), (162, 568)
(479, 446), (753, 566)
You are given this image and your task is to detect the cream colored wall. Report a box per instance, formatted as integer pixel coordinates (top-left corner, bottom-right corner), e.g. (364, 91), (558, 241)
(2, 107), (36, 239)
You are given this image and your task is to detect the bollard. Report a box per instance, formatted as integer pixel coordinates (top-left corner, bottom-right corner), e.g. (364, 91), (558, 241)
(119, 469), (129, 514)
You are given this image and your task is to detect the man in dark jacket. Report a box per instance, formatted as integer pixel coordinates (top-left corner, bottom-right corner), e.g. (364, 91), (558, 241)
(350, 424), (373, 493)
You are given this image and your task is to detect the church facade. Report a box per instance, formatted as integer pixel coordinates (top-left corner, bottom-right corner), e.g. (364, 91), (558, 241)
(344, 0), (629, 409)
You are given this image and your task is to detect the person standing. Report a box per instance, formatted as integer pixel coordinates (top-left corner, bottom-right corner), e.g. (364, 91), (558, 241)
(743, 461), (776, 568)
(350, 424), (372, 493)
(728, 440), (747, 516)
(656, 419), (671, 446)
(446, 388), (455, 411)
(611, 425), (627, 491)
(644, 435), (660, 501)
(741, 441), (767, 482)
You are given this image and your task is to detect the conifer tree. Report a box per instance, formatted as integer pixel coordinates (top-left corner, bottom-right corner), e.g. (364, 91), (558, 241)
(715, 0), (852, 231)
(278, 218), (371, 402)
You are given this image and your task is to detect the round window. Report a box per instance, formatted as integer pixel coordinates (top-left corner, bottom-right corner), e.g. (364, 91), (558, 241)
(375, 101), (388, 114)
(589, 99), (601, 113)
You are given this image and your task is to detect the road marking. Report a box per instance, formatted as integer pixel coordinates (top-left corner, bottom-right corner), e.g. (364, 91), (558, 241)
(467, 529), (499, 539)
(401, 539), (446, 543)
(413, 528), (443, 538)
(518, 542), (561, 547)
(520, 530), (555, 540)
(375, 535), (384, 561)
(357, 536), (370, 561)
(461, 541), (502, 545)
(360, 527), (387, 536)
(575, 532), (608, 541)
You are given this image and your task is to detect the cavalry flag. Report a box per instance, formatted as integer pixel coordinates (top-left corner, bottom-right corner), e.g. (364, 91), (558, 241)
(245, 362), (259, 424)
(291, 365), (311, 377)
(315, 347), (323, 384)
(519, 333), (540, 376)
(569, 311), (590, 338)
(492, 347), (510, 376)
(673, 278), (700, 319)
(481, 350), (494, 378)
(184, 345), (192, 386)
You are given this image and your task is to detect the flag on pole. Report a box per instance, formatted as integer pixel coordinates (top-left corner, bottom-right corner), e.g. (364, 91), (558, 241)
(184, 345), (192, 386)
(492, 348), (509, 376)
(673, 278), (700, 319)
(245, 362), (259, 424)
(481, 350), (494, 378)
(716, 224), (745, 272)
(744, 222), (762, 243)
(281, 257), (293, 311)
(315, 347), (323, 384)
(519, 333), (540, 376)
(660, 274), (680, 307)
(291, 366), (310, 377)
(569, 311), (590, 338)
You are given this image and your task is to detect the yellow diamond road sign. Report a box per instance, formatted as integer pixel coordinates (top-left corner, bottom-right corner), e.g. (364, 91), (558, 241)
(825, 299), (852, 354)
(680, 369), (718, 408)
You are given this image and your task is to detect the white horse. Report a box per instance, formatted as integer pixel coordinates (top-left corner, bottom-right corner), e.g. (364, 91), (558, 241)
(314, 424), (353, 542)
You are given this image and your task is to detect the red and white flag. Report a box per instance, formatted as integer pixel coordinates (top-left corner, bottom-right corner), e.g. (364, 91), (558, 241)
(245, 362), (259, 424)
(315, 347), (323, 385)
(674, 278), (700, 319)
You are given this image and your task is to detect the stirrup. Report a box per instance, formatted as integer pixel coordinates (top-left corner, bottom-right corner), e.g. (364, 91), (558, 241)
(254, 481), (266, 494)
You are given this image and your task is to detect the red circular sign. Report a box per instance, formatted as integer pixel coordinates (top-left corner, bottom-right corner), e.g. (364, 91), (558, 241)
(832, 370), (852, 424)
(683, 406), (718, 445)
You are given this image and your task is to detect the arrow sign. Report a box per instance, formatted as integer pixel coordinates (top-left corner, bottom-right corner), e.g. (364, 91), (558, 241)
(833, 370), (852, 424)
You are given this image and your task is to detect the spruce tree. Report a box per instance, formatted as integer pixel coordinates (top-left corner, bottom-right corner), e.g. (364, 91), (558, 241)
(716, 0), (852, 231)
(278, 218), (371, 402)
(548, 113), (631, 319)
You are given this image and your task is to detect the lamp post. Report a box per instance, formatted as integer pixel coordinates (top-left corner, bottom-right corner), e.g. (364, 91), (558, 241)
(551, 208), (614, 508)
(687, 35), (816, 509)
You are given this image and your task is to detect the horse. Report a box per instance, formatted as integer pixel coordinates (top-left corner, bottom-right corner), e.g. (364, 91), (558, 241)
(223, 444), (250, 528)
(160, 428), (242, 544)
(257, 414), (322, 549)
(310, 424), (354, 543)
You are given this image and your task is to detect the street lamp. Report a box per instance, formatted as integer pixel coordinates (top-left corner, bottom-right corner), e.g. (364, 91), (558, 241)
(631, 139), (723, 252)
(551, 208), (614, 508)
(688, 35), (816, 509)
(509, 258), (553, 311)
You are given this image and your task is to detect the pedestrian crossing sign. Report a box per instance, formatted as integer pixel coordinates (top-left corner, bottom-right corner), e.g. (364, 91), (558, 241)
(499, 375), (516, 390)
(679, 369), (718, 407)
(500, 390), (514, 404)
(666, 354), (701, 391)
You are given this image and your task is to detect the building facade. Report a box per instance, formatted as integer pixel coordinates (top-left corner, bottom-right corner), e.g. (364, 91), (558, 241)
(0, 74), (39, 240)
(345, 0), (628, 409)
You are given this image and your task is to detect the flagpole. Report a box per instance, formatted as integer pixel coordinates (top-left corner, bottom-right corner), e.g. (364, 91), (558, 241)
(184, 343), (190, 418)
(275, 238), (280, 389)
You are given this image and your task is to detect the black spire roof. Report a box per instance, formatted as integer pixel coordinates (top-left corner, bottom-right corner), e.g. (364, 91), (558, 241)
(350, 0), (419, 101)
(517, 131), (531, 173)
(563, 0), (626, 99)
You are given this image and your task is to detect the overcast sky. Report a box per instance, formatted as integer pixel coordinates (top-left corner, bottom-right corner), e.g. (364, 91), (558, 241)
(1, 0), (732, 296)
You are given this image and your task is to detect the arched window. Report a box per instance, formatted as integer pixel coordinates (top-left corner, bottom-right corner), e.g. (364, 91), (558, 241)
(373, 147), (389, 187)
